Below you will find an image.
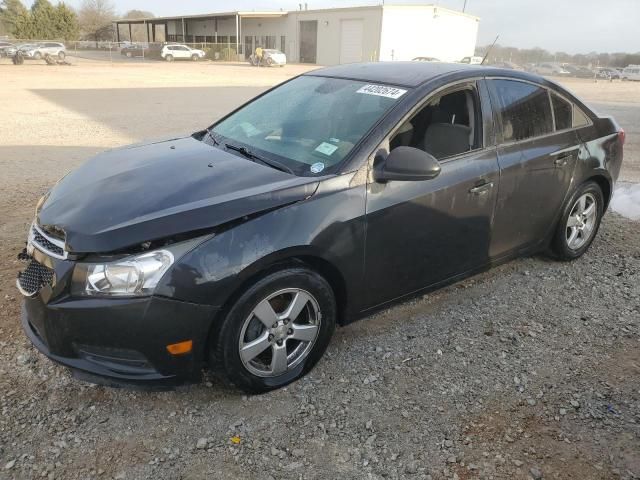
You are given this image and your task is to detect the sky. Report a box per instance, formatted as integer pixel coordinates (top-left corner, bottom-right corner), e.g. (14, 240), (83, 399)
(21, 0), (640, 54)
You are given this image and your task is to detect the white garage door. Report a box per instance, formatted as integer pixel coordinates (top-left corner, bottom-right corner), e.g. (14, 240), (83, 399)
(340, 19), (363, 64)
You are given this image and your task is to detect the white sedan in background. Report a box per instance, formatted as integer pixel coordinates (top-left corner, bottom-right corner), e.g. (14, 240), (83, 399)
(259, 49), (287, 67)
(161, 44), (206, 62)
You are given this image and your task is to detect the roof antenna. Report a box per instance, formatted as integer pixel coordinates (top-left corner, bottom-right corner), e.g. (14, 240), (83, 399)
(481, 34), (499, 65)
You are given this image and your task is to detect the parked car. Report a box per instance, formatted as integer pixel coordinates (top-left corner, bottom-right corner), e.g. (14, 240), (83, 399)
(23, 42), (67, 60)
(5, 43), (37, 57)
(262, 49), (287, 66)
(0, 41), (14, 57)
(595, 67), (622, 80)
(161, 44), (205, 62)
(120, 44), (149, 58)
(249, 49), (287, 67)
(460, 56), (483, 65)
(412, 56), (440, 62)
(18, 62), (624, 393)
(621, 65), (640, 81)
(532, 63), (570, 76)
(563, 64), (594, 78)
(490, 61), (523, 70)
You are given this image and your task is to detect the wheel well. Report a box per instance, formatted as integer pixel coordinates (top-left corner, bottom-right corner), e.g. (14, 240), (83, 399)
(586, 175), (612, 210)
(204, 255), (349, 362)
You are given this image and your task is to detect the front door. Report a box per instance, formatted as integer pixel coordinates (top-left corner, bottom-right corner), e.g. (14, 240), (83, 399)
(363, 83), (499, 309)
(487, 79), (579, 257)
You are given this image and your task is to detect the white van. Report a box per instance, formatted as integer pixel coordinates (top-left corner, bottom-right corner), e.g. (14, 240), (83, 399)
(622, 65), (640, 81)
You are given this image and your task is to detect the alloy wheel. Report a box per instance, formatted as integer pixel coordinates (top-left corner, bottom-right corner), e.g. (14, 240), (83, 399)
(238, 288), (321, 377)
(566, 192), (597, 250)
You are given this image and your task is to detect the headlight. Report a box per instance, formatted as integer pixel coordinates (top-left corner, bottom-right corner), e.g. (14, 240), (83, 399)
(75, 250), (174, 297)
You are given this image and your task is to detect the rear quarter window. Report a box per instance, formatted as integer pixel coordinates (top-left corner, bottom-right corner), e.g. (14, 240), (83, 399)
(572, 106), (591, 128)
(490, 79), (553, 142)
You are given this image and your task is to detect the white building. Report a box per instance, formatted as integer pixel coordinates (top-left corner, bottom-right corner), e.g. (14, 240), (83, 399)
(114, 4), (480, 65)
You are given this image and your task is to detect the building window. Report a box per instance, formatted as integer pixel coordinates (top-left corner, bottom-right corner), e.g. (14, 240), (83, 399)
(265, 36), (276, 49)
(280, 36), (286, 53)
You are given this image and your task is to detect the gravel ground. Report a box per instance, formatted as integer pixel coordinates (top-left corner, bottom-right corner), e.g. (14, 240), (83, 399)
(0, 61), (638, 480)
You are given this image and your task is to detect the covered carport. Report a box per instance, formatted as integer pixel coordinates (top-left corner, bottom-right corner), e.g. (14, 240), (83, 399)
(113, 11), (288, 61)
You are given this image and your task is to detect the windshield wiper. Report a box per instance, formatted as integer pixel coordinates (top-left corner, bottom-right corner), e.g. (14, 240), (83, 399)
(205, 128), (220, 146)
(224, 143), (293, 174)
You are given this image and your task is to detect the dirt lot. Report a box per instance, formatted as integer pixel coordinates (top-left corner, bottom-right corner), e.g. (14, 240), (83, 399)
(0, 60), (638, 480)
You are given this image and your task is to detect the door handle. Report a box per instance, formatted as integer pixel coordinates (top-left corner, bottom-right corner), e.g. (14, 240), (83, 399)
(554, 157), (568, 166)
(469, 182), (494, 195)
(551, 148), (578, 167)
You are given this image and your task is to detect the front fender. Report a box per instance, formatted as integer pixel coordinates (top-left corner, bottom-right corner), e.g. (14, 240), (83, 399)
(155, 174), (367, 315)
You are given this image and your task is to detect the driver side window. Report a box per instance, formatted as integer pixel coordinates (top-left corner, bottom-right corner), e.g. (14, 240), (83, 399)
(390, 85), (482, 160)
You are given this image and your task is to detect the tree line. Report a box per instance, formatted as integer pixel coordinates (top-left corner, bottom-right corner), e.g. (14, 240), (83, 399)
(0, 0), (153, 42)
(476, 44), (640, 68)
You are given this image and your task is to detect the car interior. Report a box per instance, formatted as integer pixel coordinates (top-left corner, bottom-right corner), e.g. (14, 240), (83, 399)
(390, 87), (481, 159)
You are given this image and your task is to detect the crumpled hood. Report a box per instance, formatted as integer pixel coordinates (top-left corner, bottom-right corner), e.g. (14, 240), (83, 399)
(37, 136), (319, 253)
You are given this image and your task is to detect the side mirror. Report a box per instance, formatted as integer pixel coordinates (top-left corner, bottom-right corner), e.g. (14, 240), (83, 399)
(374, 146), (441, 182)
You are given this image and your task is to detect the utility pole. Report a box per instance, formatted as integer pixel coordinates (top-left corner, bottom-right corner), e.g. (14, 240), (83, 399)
(463, 0), (468, 12)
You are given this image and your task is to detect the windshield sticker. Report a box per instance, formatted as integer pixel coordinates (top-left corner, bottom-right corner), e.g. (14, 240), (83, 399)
(315, 142), (339, 156)
(357, 84), (407, 99)
(310, 162), (325, 174)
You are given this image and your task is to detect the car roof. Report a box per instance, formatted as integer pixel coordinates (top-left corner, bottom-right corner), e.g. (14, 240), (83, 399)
(306, 61), (545, 88)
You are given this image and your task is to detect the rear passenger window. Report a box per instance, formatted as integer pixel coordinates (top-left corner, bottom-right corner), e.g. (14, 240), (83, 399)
(491, 80), (553, 142)
(551, 92), (572, 131)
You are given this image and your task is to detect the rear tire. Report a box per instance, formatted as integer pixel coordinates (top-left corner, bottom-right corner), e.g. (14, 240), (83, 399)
(34, 51), (42, 60)
(125, 51), (132, 58)
(210, 267), (336, 394)
(550, 181), (604, 260)
(165, 54), (174, 62)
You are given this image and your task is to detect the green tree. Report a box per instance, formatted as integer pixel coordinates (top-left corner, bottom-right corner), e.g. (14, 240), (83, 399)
(12, 7), (34, 38)
(31, 0), (56, 38)
(53, 2), (79, 40)
(0, 0), (29, 36)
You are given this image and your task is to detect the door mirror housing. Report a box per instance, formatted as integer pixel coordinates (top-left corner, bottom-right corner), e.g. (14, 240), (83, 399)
(374, 146), (442, 182)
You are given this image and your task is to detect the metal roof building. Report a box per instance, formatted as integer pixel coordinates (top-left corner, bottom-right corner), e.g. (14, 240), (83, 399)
(113, 4), (480, 65)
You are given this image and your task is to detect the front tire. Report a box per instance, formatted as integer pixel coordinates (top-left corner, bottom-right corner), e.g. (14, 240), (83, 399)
(58, 51), (65, 60)
(211, 267), (336, 393)
(191, 54), (199, 61)
(551, 181), (604, 260)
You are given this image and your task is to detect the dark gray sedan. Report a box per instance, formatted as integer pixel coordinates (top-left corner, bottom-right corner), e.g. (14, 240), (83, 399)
(18, 62), (624, 393)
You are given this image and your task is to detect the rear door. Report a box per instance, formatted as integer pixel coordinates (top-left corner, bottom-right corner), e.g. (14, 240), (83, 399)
(487, 79), (580, 257)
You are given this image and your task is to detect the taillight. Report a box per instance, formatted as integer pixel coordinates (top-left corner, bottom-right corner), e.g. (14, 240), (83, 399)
(619, 129), (626, 145)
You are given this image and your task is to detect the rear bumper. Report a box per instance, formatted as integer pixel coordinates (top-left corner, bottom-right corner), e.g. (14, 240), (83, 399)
(22, 294), (219, 389)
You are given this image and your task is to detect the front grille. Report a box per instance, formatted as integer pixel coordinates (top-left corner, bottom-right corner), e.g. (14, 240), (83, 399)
(32, 228), (65, 257)
(17, 260), (55, 296)
(30, 224), (67, 260)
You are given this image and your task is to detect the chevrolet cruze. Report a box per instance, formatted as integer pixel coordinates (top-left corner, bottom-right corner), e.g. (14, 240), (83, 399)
(18, 62), (624, 393)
